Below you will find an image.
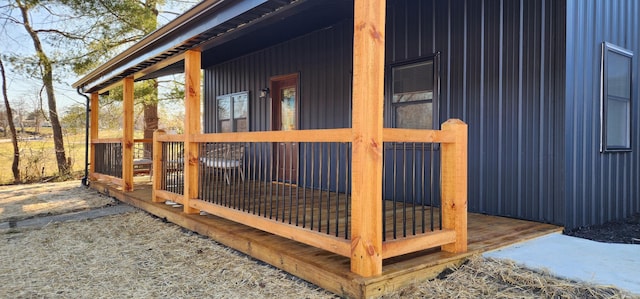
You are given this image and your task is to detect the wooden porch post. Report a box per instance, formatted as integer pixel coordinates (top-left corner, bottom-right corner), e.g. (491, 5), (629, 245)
(152, 129), (166, 203)
(182, 49), (201, 214)
(89, 92), (99, 181)
(350, 0), (386, 277)
(122, 76), (135, 192)
(440, 119), (468, 253)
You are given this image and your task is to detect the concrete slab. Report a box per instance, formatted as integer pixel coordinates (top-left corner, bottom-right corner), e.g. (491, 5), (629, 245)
(484, 233), (640, 295)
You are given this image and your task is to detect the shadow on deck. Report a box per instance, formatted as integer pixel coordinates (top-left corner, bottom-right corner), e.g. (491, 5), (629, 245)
(90, 178), (562, 298)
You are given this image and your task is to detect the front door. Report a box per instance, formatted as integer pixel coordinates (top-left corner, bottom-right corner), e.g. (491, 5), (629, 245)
(271, 74), (299, 183)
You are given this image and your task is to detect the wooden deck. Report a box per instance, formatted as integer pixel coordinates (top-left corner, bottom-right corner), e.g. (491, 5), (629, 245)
(91, 178), (562, 298)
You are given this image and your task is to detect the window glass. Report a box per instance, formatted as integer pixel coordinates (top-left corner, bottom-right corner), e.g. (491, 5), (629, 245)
(602, 43), (633, 152)
(608, 52), (631, 98)
(217, 91), (249, 132)
(606, 97), (630, 148)
(396, 102), (432, 129)
(233, 94), (248, 119)
(218, 98), (230, 120)
(391, 58), (437, 130)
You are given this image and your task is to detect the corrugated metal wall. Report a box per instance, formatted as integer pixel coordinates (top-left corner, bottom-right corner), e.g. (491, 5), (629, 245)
(203, 21), (353, 133)
(387, 0), (566, 224)
(203, 0), (569, 225)
(564, 0), (640, 228)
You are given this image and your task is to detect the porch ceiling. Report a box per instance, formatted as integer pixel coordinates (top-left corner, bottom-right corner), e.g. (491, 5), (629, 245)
(73, 0), (352, 94)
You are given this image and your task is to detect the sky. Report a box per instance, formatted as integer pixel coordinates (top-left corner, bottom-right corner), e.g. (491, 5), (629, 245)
(0, 1), (196, 114)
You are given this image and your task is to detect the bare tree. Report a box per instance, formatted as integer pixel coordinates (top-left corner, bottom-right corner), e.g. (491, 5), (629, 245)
(14, 0), (68, 174)
(0, 57), (20, 183)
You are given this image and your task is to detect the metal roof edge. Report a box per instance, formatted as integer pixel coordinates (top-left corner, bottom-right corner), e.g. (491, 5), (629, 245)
(72, 0), (229, 90)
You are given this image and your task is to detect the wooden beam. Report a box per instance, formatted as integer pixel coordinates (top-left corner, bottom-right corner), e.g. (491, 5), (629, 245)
(182, 49), (201, 214)
(155, 134), (185, 142)
(91, 173), (123, 187)
(152, 129), (166, 202)
(440, 119), (468, 253)
(350, 0), (386, 277)
(189, 199), (351, 257)
(155, 189), (184, 204)
(382, 229), (456, 259)
(382, 128), (457, 143)
(92, 138), (125, 144)
(89, 92), (99, 180)
(191, 128), (353, 143)
(122, 77), (134, 192)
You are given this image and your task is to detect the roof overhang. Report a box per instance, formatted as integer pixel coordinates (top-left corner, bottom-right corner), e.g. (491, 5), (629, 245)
(73, 0), (353, 94)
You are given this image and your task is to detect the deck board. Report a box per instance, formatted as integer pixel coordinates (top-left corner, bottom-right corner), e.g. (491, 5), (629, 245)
(91, 179), (562, 298)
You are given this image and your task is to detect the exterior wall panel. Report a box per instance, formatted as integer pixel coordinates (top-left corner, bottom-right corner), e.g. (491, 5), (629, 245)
(387, 0), (566, 225)
(565, 0), (640, 228)
(204, 21), (353, 133)
(203, 0), (568, 225)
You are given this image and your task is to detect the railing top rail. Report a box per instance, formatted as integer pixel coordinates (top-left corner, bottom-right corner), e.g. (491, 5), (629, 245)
(183, 128), (457, 144)
(92, 138), (123, 144)
(134, 138), (153, 143)
(156, 134), (185, 142)
(191, 129), (353, 143)
(382, 128), (457, 143)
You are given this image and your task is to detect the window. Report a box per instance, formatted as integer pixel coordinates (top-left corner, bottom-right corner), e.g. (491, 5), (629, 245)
(601, 43), (633, 152)
(217, 91), (249, 132)
(391, 55), (439, 130)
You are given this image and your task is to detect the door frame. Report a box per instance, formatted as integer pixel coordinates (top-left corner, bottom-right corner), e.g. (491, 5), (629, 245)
(269, 73), (300, 131)
(270, 73), (300, 184)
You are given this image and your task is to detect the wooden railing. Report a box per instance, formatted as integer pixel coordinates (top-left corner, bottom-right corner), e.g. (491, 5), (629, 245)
(90, 138), (154, 188)
(150, 119), (467, 264)
(91, 138), (123, 186)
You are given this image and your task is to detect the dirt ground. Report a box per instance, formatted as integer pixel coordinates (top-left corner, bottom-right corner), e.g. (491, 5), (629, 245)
(565, 213), (640, 244)
(0, 181), (636, 298)
(0, 181), (115, 222)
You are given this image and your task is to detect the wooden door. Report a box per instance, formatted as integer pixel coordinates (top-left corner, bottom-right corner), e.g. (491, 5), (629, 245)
(271, 74), (299, 183)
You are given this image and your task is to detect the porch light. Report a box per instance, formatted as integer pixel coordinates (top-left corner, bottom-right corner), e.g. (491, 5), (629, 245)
(259, 87), (269, 99)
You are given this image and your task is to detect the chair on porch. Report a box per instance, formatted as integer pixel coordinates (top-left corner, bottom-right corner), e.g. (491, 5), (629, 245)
(133, 147), (153, 177)
(199, 144), (245, 185)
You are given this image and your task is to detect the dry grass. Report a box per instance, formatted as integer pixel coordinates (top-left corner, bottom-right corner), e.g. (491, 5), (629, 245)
(0, 182), (636, 298)
(1, 212), (636, 299)
(0, 181), (115, 222)
(0, 211), (336, 299)
(384, 256), (636, 299)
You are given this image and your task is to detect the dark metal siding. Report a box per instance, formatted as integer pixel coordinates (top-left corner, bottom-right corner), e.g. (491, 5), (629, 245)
(387, 0), (566, 225)
(203, 20), (353, 133)
(564, 0), (640, 228)
(203, 0), (569, 225)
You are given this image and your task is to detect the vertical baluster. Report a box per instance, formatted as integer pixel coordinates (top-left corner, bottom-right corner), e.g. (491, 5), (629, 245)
(302, 142), (307, 228)
(326, 142), (331, 235)
(382, 143), (386, 241)
(402, 142), (407, 237)
(392, 144), (397, 239)
(430, 143), (435, 231)
(421, 142), (426, 233)
(412, 142), (417, 235)
(438, 142), (442, 230)
(335, 143), (340, 237)
(258, 142), (264, 217)
(318, 142), (323, 232)
(345, 142), (350, 240)
(288, 142), (294, 225)
(310, 143), (315, 231)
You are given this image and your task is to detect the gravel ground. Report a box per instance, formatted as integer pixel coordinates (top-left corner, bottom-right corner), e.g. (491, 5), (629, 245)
(0, 181), (636, 298)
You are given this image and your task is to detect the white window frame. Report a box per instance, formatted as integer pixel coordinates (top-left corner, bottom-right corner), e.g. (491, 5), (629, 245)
(600, 42), (633, 152)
